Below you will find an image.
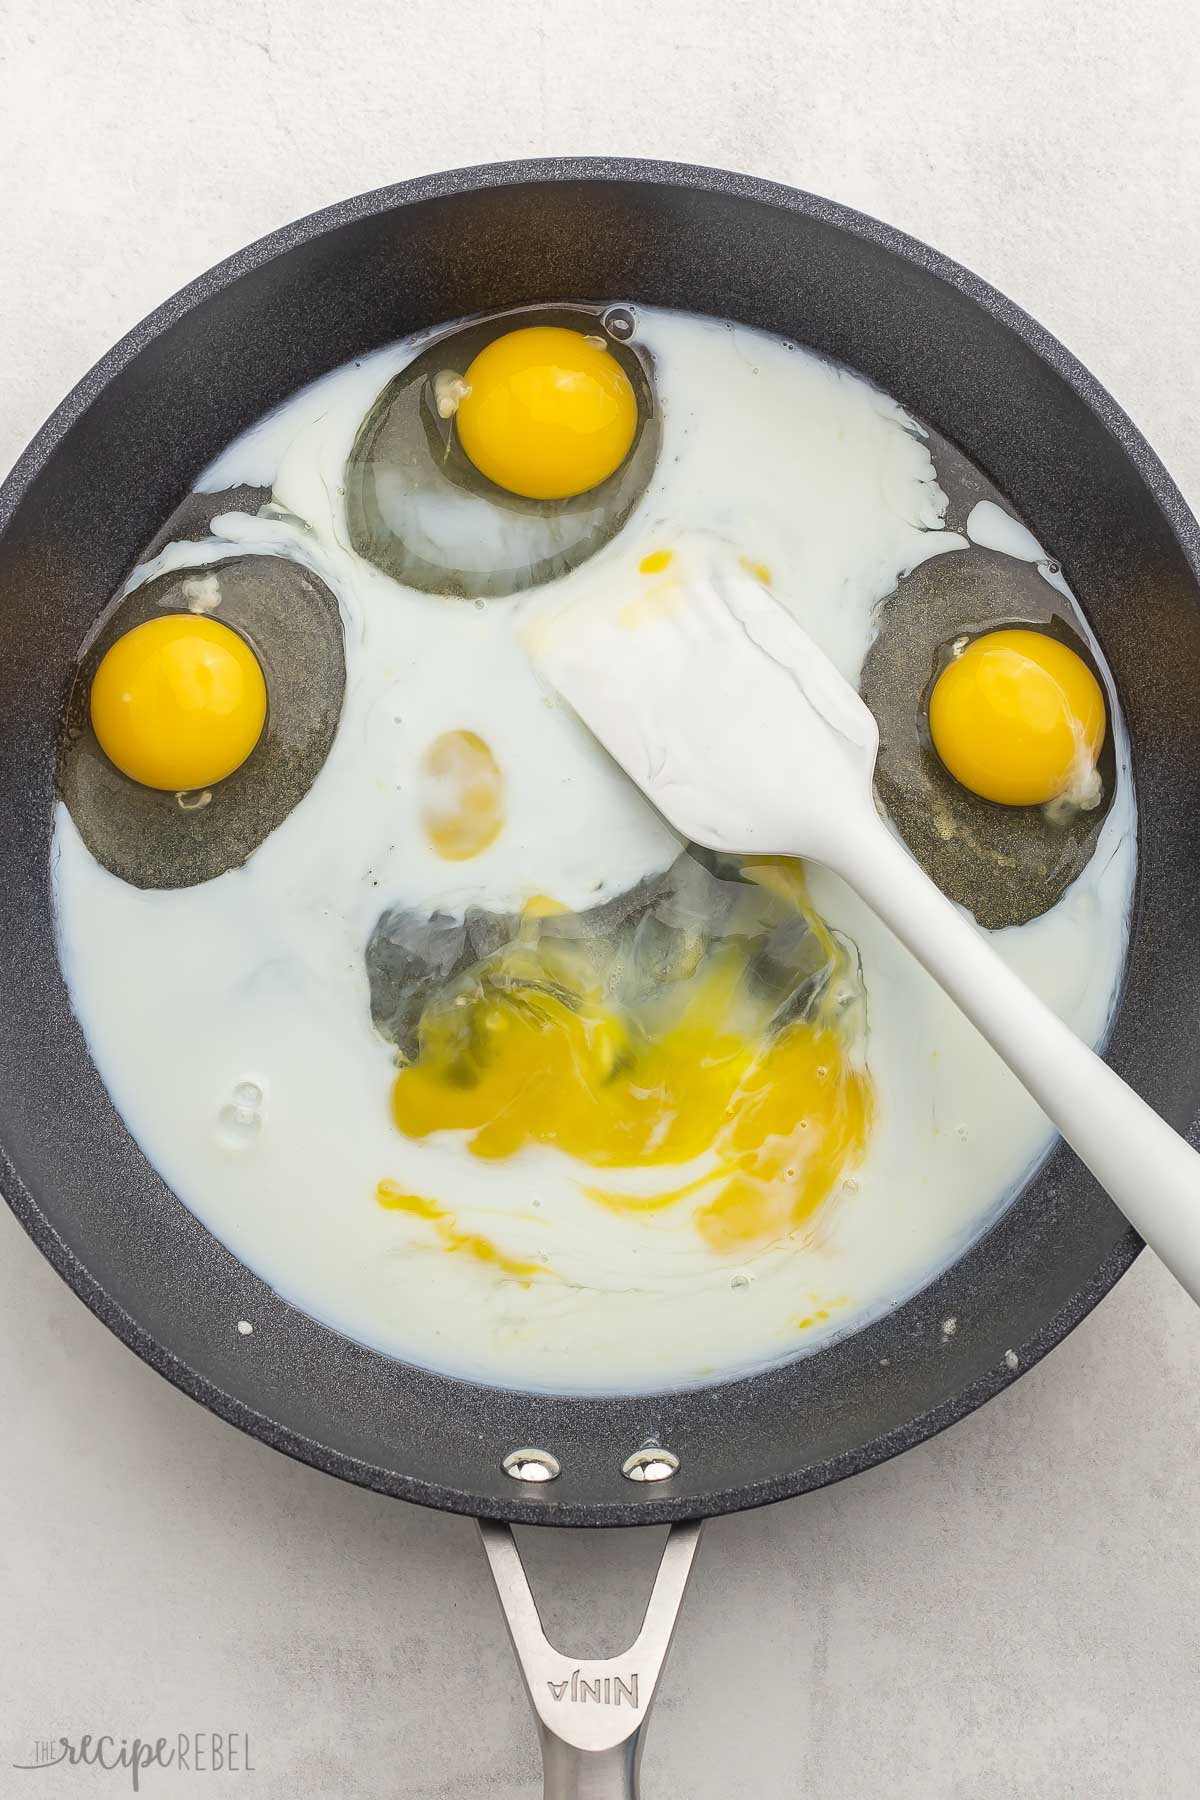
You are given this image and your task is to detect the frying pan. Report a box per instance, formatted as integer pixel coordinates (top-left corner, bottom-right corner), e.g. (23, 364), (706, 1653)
(3, 158), (1200, 1795)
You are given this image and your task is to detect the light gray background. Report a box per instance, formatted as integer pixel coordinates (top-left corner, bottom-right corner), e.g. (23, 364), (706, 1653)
(3, 2), (1200, 1795)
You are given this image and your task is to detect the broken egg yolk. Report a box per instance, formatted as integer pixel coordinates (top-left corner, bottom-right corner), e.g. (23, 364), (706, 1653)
(456, 326), (638, 501)
(90, 613), (267, 793)
(929, 628), (1105, 807)
(384, 873), (873, 1257)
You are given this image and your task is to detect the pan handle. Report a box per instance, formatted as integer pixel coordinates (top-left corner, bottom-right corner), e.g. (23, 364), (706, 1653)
(479, 1518), (704, 1798)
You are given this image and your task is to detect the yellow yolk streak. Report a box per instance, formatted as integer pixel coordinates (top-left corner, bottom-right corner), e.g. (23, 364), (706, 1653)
(522, 893), (570, 919)
(793, 1296), (848, 1331)
(639, 549), (673, 575)
(375, 1181), (546, 1282)
(619, 567), (684, 629)
(418, 729), (504, 861)
(581, 1014), (872, 1253)
(385, 871), (874, 1258)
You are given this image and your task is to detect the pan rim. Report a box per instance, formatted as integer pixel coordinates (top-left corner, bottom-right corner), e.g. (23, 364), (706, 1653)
(4, 155), (1191, 1526)
(1, 1119), (1142, 1525)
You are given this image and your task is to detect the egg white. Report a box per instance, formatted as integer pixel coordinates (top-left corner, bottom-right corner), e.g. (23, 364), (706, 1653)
(51, 308), (1136, 1392)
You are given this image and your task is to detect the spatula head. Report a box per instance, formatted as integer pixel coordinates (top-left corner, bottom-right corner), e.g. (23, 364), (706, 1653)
(525, 542), (880, 863)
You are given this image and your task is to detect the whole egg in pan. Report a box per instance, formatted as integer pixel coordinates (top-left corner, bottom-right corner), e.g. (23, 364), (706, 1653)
(863, 430), (1120, 928)
(345, 304), (660, 599)
(57, 546), (345, 890)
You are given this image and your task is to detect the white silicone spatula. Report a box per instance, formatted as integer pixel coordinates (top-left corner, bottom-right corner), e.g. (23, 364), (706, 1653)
(529, 551), (1200, 1303)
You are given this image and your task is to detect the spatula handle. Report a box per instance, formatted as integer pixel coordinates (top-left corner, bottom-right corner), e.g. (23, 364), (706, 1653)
(836, 819), (1200, 1303)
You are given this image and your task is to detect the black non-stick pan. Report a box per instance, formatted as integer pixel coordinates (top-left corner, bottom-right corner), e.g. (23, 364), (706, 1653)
(3, 159), (1199, 1794)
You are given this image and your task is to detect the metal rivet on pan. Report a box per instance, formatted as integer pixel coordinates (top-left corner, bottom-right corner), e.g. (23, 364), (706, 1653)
(503, 1447), (561, 1483)
(622, 1446), (680, 1483)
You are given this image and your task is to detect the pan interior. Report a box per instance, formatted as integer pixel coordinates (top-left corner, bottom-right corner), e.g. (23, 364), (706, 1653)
(1, 163), (1196, 1523)
(49, 302), (1135, 1400)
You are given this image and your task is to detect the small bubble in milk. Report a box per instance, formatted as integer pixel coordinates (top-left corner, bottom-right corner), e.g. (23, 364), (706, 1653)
(217, 1104), (262, 1150)
(217, 1076), (265, 1151)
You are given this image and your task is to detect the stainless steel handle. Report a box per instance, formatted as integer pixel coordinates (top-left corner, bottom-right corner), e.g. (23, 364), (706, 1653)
(479, 1518), (704, 1799)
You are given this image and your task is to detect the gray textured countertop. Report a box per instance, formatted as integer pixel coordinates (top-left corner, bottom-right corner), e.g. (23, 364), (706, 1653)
(3, 3), (1200, 1794)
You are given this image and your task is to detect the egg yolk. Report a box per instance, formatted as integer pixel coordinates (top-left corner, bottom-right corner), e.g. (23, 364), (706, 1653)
(928, 628), (1106, 807)
(375, 1186), (547, 1282)
(455, 326), (638, 501)
(90, 613), (267, 792)
(639, 549), (673, 575)
(383, 871), (873, 1258)
(418, 729), (504, 860)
